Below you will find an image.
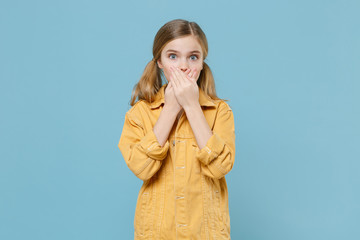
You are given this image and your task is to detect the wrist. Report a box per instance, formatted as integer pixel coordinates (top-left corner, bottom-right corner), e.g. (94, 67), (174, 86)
(183, 102), (201, 113)
(163, 104), (181, 117)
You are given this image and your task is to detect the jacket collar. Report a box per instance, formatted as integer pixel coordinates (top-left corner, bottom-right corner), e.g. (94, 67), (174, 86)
(150, 83), (216, 109)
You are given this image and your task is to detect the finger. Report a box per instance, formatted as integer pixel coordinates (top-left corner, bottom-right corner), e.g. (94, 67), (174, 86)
(170, 66), (179, 88)
(190, 69), (197, 82)
(172, 67), (182, 87)
(174, 67), (186, 86)
(191, 69), (195, 78)
(182, 68), (192, 83)
(180, 68), (189, 83)
(184, 68), (195, 82)
(185, 68), (193, 81)
(187, 69), (192, 79)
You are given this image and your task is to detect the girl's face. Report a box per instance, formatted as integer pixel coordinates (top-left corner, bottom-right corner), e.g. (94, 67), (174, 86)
(157, 35), (204, 83)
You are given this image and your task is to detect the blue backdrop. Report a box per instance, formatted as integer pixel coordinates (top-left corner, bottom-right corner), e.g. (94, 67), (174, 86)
(1, 0), (359, 239)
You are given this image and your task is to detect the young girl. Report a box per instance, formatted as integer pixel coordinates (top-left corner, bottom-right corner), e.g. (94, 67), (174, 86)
(118, 19), (235, 240)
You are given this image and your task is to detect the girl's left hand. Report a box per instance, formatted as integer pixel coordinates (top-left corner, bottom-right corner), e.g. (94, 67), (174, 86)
(169, 66), (199, 110)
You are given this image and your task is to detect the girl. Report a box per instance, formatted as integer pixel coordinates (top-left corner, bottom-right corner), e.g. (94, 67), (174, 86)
(118, 19), (235, 240)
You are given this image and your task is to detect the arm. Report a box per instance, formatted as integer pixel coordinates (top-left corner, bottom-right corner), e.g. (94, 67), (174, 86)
(153, 104), (179, 147)
(183, 103), (213, 149)
(186, 101), (236, 179)
(118, 105), (177, 181)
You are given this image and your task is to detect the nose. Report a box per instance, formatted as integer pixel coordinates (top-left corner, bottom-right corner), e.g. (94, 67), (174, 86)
(178, 59), (189, 72)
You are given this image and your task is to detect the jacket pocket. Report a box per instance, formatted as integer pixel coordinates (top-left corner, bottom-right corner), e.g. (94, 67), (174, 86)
(191, 143), (201, 174)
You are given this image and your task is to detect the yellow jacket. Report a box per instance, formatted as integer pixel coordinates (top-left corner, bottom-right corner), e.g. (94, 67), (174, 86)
(118, 83), (236, 239)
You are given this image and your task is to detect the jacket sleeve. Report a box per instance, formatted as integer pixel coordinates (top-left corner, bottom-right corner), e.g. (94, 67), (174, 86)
(194, 101), (236, 179)
(118, 111), (170, 181)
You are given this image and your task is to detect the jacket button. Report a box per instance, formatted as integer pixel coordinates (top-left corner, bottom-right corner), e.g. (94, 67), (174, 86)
(172, 140), (175, 146)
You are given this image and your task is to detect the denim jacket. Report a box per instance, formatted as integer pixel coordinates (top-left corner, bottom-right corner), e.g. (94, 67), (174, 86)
(118, 83), (235, 239)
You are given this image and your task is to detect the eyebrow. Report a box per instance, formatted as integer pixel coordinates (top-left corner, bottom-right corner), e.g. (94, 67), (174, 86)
(166, 49), (201, 54)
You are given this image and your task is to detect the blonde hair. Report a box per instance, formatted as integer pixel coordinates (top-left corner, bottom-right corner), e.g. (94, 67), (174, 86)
(130, 19), (227, 106)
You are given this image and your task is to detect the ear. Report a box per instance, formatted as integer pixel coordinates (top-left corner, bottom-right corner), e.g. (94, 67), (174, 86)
(157, 59), (163, 69)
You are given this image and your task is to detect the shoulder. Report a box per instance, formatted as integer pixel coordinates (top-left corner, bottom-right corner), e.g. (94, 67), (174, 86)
(213, 99), (233, 113)
(125, 100), (150, 123)
(212, 99), (235, 125)
(212, 100), (235, 129)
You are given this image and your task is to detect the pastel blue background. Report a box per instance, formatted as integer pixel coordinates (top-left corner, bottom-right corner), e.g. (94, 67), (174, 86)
(1, 0), (359, 239)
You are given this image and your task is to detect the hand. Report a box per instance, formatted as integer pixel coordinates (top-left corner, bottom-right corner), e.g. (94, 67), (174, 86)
(169, 66), (199, 110)
(164, 80), (182, 113)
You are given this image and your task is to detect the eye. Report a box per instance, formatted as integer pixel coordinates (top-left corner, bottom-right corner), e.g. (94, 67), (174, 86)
(190, 55), (198, 60)
(168, 54), (199, 60)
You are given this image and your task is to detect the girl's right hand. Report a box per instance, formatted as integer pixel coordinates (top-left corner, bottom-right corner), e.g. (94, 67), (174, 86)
(164, 81), (182, 113)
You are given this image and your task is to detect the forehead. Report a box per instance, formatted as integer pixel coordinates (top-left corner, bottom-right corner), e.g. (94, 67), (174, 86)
(163, 35), (202, 53)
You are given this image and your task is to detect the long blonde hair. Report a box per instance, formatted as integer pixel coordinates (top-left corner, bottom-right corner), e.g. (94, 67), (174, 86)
(130, 19), (226, 106)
